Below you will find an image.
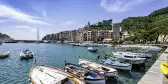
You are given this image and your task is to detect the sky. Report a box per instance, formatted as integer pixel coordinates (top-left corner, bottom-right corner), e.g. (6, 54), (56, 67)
(0, 0), (168, 40)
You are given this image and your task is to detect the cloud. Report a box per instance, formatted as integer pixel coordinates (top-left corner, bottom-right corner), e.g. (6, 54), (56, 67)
(31, 28), (37, 32)
(0, 5), (51, 25)
(100, 0), (155, 12)
(15, 25), (37, 32)
(16, 25), (33, 29)
(0, 19), (9, 23)
(42, 10), (47, 20)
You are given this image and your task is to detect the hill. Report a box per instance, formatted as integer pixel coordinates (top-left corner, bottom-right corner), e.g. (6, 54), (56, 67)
(120, 6), (168, 43)
(0, 33), (13, 42)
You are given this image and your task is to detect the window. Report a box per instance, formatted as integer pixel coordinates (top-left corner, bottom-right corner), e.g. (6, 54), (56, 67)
(124, 56), (133, 58)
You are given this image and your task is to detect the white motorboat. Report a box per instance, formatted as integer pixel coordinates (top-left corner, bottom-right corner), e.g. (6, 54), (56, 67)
(87, 47), (98, 52)
(0, 51), (10, 58)
(79, 59), (117, 77)
(29, 65), (85, 84)
(71, 43), (80, 46)
(20, 49), (33, 59)
(137, 52), (152, 58)
(98, 58), (132, 71)
(112, 52), (146, 64)
(113, 52), (152, 58)
(65, 63), (105, 84)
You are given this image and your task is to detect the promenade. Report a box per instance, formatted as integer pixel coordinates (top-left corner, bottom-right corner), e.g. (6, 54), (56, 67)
(138, 48), (168, 84)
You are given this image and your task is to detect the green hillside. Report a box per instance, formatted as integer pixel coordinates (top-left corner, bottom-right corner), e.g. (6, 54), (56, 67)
(120, 6), (168, 43)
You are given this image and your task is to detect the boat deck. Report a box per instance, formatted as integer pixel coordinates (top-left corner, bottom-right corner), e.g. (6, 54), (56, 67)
(31, 66), (67, 84)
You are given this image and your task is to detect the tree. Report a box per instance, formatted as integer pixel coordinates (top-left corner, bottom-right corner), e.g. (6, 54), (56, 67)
(120, 6), (168, 43)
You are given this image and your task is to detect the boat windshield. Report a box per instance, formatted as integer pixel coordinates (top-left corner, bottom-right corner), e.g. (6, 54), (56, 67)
(101, 67), (109, 71)
(119, 53), (122, 55)
(124, 56), (133, 58)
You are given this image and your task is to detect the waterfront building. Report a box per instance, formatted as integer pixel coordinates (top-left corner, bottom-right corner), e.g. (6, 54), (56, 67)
(76, 29), (83, 42)
(58, 31), (70, 41)
(56, 21), (122, 43)
(121, 31), (130, 40)
(59, 32), (62, 40)
(70, 30), (77, 42)
(87, 31), (91, 41)
(55, 33), (60, 41)
(98, 30), (113, 40)
(103, 38), (113, 43)
(63, 31), (71, 41)
(87, 30), (98, 42)
(91, 30), (98, 42)
(112, 23), (121, 41)
(82, 30), (88, 41)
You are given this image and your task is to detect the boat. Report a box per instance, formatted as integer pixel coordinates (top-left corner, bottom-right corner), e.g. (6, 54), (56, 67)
(0, 51), (10, 58)
(20, 49), (33, 59)
(112, 52), (146, 64)
(115, 45), (162, 53)
(98, 58), (132, 71)
(65, 63), (105, 84)
(29, 65), (85, 84)
(113, 52), (152, 58)
(57, 41), (62, 43)
(137, 52), (152, 58)
(160, 62), (168, 79)
(79, 59), (117, 77)
(87, 47), (98, 52)
(79, 43), (98, 47)
(71, 43), (80, 46)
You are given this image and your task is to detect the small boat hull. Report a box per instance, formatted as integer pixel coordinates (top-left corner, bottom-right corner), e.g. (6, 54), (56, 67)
(20, 55), (33, 59)
(87, 47), (98, 52)
(105, 64), (132, 71)
(20, 52), (33, 59)
(98, 58), (132, 71)
(65, 63), (105, 84)
(123, 59), (146, 64)
(79, 59), (118, 78)
(84, 78), (105, 84)
(104, 72), (118, 77)
(88, 49), (98, 52)
(0, 51), (10, 58)
(112, 52), (146, 64)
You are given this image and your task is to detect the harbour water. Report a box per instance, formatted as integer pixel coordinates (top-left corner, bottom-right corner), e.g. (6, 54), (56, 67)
(0, 43), (160, 84)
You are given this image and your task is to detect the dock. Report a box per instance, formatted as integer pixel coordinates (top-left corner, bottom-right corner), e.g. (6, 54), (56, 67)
(138, 48), (168, 84)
